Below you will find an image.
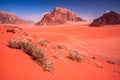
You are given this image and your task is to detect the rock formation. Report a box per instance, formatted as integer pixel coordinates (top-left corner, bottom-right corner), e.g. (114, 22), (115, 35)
(36, 7), (84, 26)
(0, 11), (34, 24)
(90, 11), (120, 27)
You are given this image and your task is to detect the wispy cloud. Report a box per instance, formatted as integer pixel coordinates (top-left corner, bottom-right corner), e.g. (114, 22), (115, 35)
(21, 14), (42, 22)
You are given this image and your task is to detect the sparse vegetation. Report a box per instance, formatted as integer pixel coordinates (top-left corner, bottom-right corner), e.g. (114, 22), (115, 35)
(6, 25), (26, 35)
(56, 44), (64, 49)
(8, 38), (53, 72)
(39, 39), (50, 47)
(53, 44), (66, 49)
(68, 51), (82, 62)
(6, 26), (15, 33)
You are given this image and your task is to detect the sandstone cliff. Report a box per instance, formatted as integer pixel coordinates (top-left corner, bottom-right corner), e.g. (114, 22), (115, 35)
(36, 7), (84, 26)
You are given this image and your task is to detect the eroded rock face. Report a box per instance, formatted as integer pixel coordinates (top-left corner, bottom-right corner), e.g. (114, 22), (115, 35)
(90, 11), (120, 27)
(36, 7), (84, 26)
(0, 11), (34, 24)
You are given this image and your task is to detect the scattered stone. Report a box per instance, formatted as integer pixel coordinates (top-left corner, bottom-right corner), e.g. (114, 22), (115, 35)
(92, 57), (96, 59)
(107, 60), (115, 64)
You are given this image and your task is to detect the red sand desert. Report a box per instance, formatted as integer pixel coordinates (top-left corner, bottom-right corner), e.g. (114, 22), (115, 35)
(0, 23), (120, 80)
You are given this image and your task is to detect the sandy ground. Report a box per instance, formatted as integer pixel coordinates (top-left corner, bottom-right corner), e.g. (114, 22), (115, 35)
(0, 23), (120, 80)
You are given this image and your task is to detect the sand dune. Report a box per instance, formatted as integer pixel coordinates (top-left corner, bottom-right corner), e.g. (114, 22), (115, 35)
(0, 23), (120, 80)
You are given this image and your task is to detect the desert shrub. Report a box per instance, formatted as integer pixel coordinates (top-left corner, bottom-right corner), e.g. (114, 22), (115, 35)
(8, 38), (31, 50)
(53, 44), (66, 49)
(23, 42), (36, 56)
(6, 26), (15, 33)
(31, 47), (45, 60)
(39, 39), (50, 47)
(56, 44), (64, 49)
(68, 51), (82, 62)
(8, 38), (53, 72)
(6, 25), (24, 34)
(42, 60), (53, 72)
(8, 39), (24, 49)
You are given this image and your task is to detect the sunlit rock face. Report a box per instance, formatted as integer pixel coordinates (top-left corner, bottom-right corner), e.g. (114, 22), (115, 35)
(36, 7), (84, 26)
(90, 11), (120, 27)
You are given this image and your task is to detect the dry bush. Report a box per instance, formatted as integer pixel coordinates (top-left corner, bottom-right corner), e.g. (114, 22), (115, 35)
(42, 60), (53, 72)
(68, 51), (82, 62)
(8, 39), (24, 49)
(6, 25), (23, 34)
(56, 44), (64, 49)
(6, 26), (15, 33)
(53, 44), (66, 49)
(8, 38), (53, 72)
(39, 39), (50, 47)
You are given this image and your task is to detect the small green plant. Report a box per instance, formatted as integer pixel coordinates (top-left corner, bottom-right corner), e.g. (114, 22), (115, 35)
(8, 38), (53, 72)
(68, 51), (82, 62)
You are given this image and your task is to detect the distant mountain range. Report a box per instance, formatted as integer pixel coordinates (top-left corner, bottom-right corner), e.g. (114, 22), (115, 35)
(0, 11), (34, 24)
(0, 7), (120, 26)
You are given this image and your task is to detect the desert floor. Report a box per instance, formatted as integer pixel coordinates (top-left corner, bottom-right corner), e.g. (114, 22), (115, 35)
(0, 23), (120, 80)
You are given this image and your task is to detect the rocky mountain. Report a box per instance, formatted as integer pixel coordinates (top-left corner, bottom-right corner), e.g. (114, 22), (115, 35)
(36, 7), (84, 26)
(90, 11), (120, 27)
(0, 11), (34, 24)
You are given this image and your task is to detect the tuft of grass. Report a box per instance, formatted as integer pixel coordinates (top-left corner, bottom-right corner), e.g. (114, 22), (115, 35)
(8, 38), (53, 72)
(68, 51), (82, 62)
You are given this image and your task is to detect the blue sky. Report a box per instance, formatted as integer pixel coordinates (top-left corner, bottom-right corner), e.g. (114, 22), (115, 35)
(0, 0), (120, 22)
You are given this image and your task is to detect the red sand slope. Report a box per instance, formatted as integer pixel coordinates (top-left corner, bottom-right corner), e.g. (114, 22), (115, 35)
(0, 24), (120, 80)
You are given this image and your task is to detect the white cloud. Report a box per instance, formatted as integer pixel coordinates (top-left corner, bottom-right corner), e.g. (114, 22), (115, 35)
(105, 10), (111, 13)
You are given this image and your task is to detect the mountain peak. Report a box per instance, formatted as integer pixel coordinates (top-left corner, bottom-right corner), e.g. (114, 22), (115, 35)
(90, 11), (120, 26)
(36, 7), (84, 26)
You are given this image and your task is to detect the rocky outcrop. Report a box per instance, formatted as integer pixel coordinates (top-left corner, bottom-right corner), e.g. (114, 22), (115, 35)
(0, 11), (34, 24)
(36, 7), (84, 26)
(90, 11), (120, 27)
